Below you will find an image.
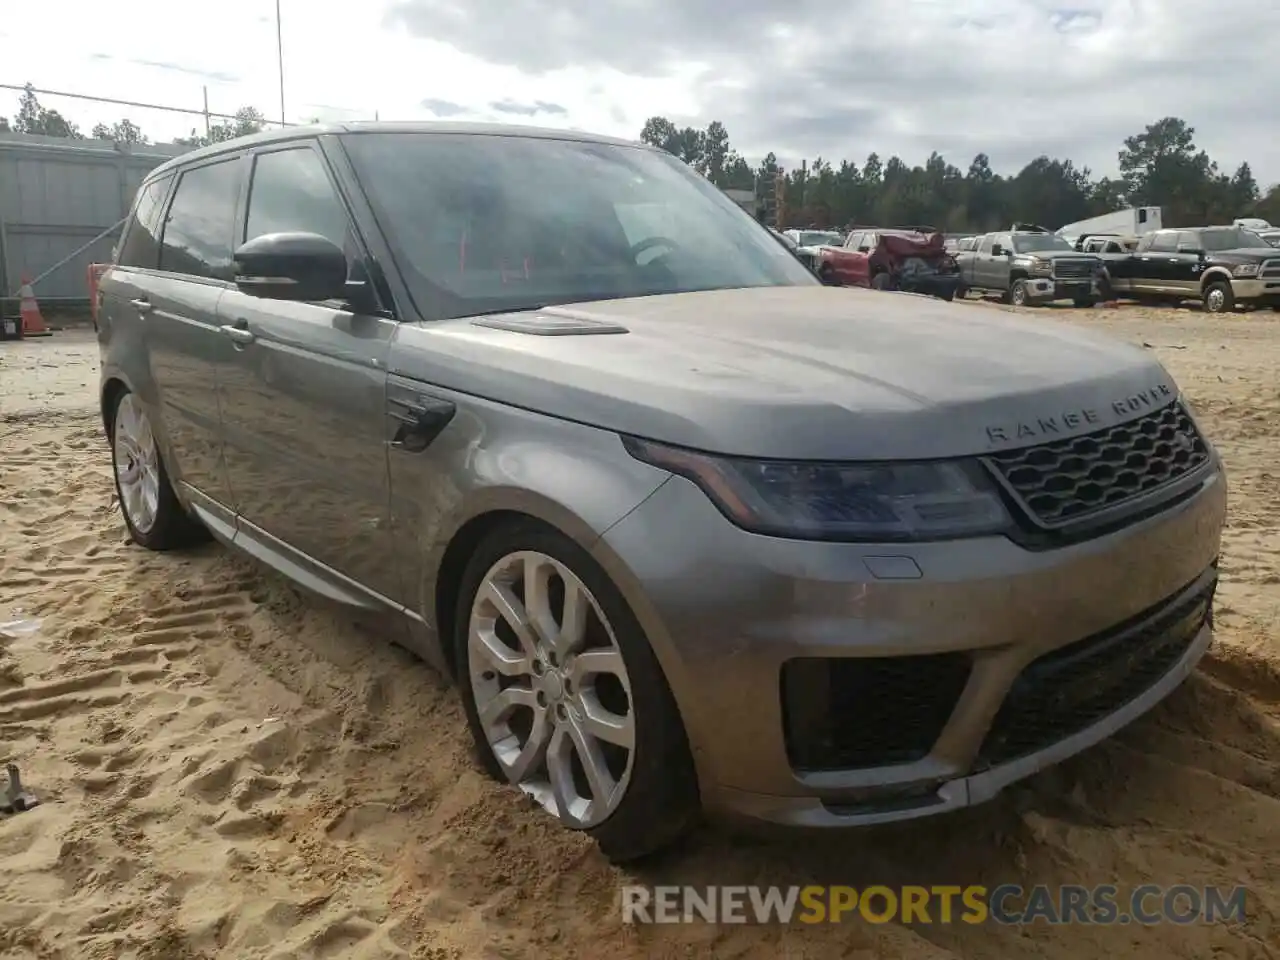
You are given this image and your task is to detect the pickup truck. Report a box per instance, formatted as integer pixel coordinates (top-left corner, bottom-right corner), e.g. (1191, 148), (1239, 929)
(813, 226), (962, 301)
(1104, 225), (1280, 313)
(954, 226), (1103, 307)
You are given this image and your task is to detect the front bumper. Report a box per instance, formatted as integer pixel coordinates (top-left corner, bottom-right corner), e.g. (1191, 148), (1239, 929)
(595, 462), (1226, 827)
(1023, 276), (1098, 302)
(1229, 277), (1280, 304)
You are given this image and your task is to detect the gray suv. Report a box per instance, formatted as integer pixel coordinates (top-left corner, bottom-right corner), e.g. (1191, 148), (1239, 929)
(97, 122), (1226, 862)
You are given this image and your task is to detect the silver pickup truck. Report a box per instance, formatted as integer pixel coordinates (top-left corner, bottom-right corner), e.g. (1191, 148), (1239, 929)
(955, 225), (1104, 307)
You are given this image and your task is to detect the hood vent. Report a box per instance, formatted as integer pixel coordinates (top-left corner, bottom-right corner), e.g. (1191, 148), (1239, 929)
(471, 312), (629, 336)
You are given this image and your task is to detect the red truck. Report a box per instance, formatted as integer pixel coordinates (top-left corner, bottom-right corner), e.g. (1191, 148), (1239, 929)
(814, 226), (963, 301)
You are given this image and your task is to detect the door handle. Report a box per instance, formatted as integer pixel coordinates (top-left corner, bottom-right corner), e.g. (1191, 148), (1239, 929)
(130, 298), (153, 314)
(219, 322), (255, 346)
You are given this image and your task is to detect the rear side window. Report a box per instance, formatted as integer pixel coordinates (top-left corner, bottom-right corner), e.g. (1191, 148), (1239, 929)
(244, 147), (351, 248)
(116, 174), (173, 268)
(159, 158), (241, 280)
(1148, 232), (1177, 253)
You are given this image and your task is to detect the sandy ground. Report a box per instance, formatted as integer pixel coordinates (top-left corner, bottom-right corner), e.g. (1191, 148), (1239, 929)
(1, 309), (1278, 960)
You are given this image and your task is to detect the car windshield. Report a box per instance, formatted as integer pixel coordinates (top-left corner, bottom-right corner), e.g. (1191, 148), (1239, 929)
(1200, 228), (1267, 251)
(797, 231), (841, 247)
(1262, 232), (1280, 247)
(340, 132), (816, 318)
(1012, 234), (1074, 253)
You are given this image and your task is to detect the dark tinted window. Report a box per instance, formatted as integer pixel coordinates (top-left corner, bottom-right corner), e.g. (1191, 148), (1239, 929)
(1148, 232), (1177, 253)
(159, 159), (241, 280)
(116, 174), (173, 268)
(341, 132), (815, 319)
(244, 147), (350, 248)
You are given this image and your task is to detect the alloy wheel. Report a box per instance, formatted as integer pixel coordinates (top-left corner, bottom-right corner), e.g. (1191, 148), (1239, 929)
(467, 550), (635, 828)
(113, 393), (161, 534)
(1205, 287), (1226, 313)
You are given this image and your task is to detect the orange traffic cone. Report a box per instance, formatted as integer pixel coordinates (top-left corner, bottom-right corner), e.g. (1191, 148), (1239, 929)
(18, 278), (51, 337)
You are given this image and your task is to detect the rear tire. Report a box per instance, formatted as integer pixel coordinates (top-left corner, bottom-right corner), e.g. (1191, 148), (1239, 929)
(954, 285), (968, 301)
(108, 389), (208, 550)
(454, 520), (700, 864)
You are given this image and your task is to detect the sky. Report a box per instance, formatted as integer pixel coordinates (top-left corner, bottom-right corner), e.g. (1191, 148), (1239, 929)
(4, 0), (1278, 186)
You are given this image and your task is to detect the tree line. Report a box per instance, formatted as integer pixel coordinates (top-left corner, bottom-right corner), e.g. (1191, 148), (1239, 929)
(640, 115), (1280, 232)
(4, 83), (1276, 230)
(0, 83), (268, 149)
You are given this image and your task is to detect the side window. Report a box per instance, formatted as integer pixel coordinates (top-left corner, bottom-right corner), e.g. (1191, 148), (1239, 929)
(845, 232), (863, 249)
(1148, 232), (1177, 253)
(244, 147), (351, 249)
(159, 159), (241, 280)
(1177, 231), (1200, 250)
(1138, 208), (1149, 224)
(861, 233), (876, 251)
(116, 174), (173, 269)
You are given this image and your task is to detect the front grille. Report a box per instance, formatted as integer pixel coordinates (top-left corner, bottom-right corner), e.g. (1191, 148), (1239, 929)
(1259, 259), (1280, 280)
(984, 401), (1210, 528)
(1053, 258), (1095, 280)
(978, 576), (1214, 767)
(781, 653), (972, 771)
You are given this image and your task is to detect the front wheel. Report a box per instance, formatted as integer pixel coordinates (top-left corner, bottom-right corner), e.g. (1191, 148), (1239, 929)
(1010, 279), (1029, 307)
(455, 521), (700, 863)
(109, 389), (207, 550)
(1202, 280), (1235, 314)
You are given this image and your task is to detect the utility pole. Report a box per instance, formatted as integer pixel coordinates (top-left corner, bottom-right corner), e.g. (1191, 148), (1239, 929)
(275, 0), (286, 126)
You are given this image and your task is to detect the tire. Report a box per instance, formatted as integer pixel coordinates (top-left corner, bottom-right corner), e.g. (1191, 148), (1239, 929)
(954, 285), (968, 301)
(1202, 280), (1234, 315)
(937, 288), (955, 302)
(1010, 279), (1029, 307)
(870, 272), (892, 292)
(1072, 297), (1097, 308)
(108, 389), (208, 550)
(817, 264), (835, 285)
(454, 520), (700, 863)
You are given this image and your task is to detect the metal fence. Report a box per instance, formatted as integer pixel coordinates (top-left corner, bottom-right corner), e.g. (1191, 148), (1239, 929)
(0, 132), (188, 305)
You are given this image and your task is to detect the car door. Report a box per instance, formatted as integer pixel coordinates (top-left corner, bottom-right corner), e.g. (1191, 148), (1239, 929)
(1170, 230), (1206, 294)
(987, 235), (1014, 290)
(838, 231), (871, 285)
(1133, 231), (1177, 292)
(138, 157), (246, 525)
(214, 140), (401, 602)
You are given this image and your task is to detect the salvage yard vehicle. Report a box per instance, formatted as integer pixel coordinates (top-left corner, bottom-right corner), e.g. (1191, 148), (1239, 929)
(815, 226), (962, 300)
(97, 121), (1227, 863)
(783, 229), (843, 271)
(954, 224), (1103, 306)
(1103, 225), (1280, 313)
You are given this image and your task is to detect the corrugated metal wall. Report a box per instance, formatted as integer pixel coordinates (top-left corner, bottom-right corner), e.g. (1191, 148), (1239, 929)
(0, 133), (188, 302)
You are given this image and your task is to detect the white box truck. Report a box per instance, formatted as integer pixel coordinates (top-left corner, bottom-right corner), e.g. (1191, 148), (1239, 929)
(1056, 206), (1162, 245)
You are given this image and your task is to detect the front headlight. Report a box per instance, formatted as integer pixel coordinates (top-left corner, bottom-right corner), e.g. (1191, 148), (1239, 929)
(623, 438), (1013, 541)
(1028, 258), (1053, 276)
(1232, 263), (1258, 278)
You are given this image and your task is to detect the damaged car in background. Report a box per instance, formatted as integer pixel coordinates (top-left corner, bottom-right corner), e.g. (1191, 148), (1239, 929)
(814, 226), (963, 300)
(97, 121), (1226, 864)
(783, 228), (844, 271)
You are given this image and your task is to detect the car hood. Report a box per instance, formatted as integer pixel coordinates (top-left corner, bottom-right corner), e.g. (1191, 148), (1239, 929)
(391, 286), (1177, 460)
(1019, 249), (1097, 260)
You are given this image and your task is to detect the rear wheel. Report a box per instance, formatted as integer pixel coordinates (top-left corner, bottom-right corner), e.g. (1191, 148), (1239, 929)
(1202, 280), (1234, 314)
(455, 521), (699, 863)
(109, 390), (207, 550)
(954, 284), (968, 301)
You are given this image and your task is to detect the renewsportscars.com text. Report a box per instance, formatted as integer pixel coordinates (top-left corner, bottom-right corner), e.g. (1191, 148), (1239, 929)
(621, 884), (1247, 926)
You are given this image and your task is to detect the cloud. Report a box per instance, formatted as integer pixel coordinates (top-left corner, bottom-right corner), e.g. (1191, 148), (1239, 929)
(489, 98), (567, 117)
(385, 0), (1280, 182)
(420, 97), (470, 117)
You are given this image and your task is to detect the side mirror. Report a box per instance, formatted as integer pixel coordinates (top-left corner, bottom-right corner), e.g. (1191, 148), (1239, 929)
(233, 232), (348, 302)
(1176, 244), (1202, 255)
(990, 244), (1004, 257)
